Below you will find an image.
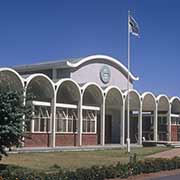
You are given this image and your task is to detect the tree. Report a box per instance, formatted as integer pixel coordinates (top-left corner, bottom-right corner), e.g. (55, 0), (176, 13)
(0, 88), (32, 160)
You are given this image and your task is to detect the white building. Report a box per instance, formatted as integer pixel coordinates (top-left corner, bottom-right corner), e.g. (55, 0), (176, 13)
(0, 54), (180, 148)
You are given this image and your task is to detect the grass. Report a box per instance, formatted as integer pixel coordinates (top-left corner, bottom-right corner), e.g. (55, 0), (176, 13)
(0, 147), (170, 172)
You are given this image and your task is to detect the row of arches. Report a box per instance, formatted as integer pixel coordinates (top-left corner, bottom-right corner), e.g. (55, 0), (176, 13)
(1, 68), (178, 108)
(1, 68), (180, 147)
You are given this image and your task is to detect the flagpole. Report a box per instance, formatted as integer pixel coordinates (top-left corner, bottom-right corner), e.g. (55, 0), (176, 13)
(127, 10), (131, 153)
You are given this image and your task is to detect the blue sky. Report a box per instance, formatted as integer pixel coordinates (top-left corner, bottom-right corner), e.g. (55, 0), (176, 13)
(0, 0), (180, 96)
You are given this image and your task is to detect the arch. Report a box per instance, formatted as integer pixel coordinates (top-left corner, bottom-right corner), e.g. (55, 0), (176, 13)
(104, 86), (123, 107)
(81, 82), (104, 145)
(67, 55), (139, 81)
(0, 67), (24, 91)
(170, 96), (180, 142)
(141, 92), (156, 141)
(124, 89), (141, 110)
(157, 94), (170, 141)
(25, 74), (55, 147)
(124, 89), (141, 144)
(157, 94), (170, 112)
(26, 73), (55, 102)
(141, 92), (156, 111)
(82, 82), (104, 106)
(56, 78), (81, 104)
(104, 86), (123, 144)
(170, 96), (180, 114)
(55, 79), (81, 146)
(170, 96), (180, 104)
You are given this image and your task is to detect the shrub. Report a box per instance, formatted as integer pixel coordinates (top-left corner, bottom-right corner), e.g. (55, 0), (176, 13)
(2, 157), (180, 180)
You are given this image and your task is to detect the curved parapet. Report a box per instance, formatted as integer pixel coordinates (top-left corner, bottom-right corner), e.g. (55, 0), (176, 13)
(67, 54), (139, 81)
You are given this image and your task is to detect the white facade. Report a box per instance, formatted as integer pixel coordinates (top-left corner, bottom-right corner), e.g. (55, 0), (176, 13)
(0, 55), (180, 147)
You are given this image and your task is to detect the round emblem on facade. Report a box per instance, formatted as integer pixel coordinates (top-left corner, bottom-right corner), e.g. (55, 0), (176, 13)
(100, 66), (111, 84)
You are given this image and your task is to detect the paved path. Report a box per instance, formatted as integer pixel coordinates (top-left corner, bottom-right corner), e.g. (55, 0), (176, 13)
(149, 174), (180, 180)
(111, 169), (180, 180)
(147, 148), (180, 159)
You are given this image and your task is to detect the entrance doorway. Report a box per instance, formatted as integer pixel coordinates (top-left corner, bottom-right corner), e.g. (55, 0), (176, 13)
(158, 116), (168, 141)
(142, 115), (154, 141)
(105, 115), (112, 144)
(130, 116), (138, 143)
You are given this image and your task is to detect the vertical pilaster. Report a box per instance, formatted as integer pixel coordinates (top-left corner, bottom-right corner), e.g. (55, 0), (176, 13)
(31, 105), (35, 133)
(100, 97), (105, 146)
(120, 100), (125, 146)
(168, 103), (172, 142)
(78, 94), (83, 146)
(138, 101), (142, 145)
(154, 102), (158, 141)
(51, 92), (56, 148)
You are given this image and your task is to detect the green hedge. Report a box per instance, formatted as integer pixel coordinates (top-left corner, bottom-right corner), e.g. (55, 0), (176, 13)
(1, 157), (180, 180)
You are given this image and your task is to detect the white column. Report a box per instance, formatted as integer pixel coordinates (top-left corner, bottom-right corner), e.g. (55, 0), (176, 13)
(120, 101), (125, 146)
(78, 94), (83, 146)
(154, 102), (158, 141)
(31, 104), (35, 133)
(138, 101), (142, 145)
(168, 103), (172, 142)
(100, 97), (105, 146)
(51, 92), (56, 148)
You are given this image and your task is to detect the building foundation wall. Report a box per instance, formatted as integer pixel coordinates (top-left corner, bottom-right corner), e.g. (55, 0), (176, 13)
(82, 134), (98, 145)
(55, 134), (78, 146)
(24, 133), (50, 147)
(171, 125), (178, 141)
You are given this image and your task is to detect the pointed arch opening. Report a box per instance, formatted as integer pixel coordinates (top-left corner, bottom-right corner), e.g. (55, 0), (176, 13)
(141, 92), (156, 141)
(104, 86), (123, 144)
(157, 95), (170, 141)
(55, 79), (81, 146)
(25, 74), (55, 147)
(124, 89), (141, 144)
(170, 97), (180, 142)
(82, 83), (103, 145)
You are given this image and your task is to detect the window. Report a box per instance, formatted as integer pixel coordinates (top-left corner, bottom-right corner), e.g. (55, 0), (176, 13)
(33, 106), (51, 132)
(56, 108), (67, 132)
(56, 107), (78, 133)
(82, 110), (97, 133)
(171, 117), (180, 125)
(158, 116), (167, 125)
(177, 118), (180, 125)
(68, 109), (78, 132)
(171, 117), (176, 125)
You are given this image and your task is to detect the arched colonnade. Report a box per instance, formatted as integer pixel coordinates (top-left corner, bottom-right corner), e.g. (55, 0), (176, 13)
(0, 68), (180, 147)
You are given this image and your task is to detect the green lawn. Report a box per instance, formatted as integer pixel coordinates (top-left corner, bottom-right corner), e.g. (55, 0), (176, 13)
(1, 147), (170, 172)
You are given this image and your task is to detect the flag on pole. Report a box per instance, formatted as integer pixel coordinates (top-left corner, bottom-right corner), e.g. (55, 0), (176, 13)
(129, 15), (139, 37)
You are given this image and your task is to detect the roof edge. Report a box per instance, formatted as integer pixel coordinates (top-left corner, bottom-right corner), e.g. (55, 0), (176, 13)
(66, 54), (139, 81)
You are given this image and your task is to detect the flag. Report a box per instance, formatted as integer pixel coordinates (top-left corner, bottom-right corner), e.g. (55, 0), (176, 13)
(129, 15), (139, 37)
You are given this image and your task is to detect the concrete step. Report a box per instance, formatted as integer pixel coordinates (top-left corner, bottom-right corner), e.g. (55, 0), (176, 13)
(170, 144), (180, 148)
(167, 142), (180, 148)
(9, 144), (143, 153)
